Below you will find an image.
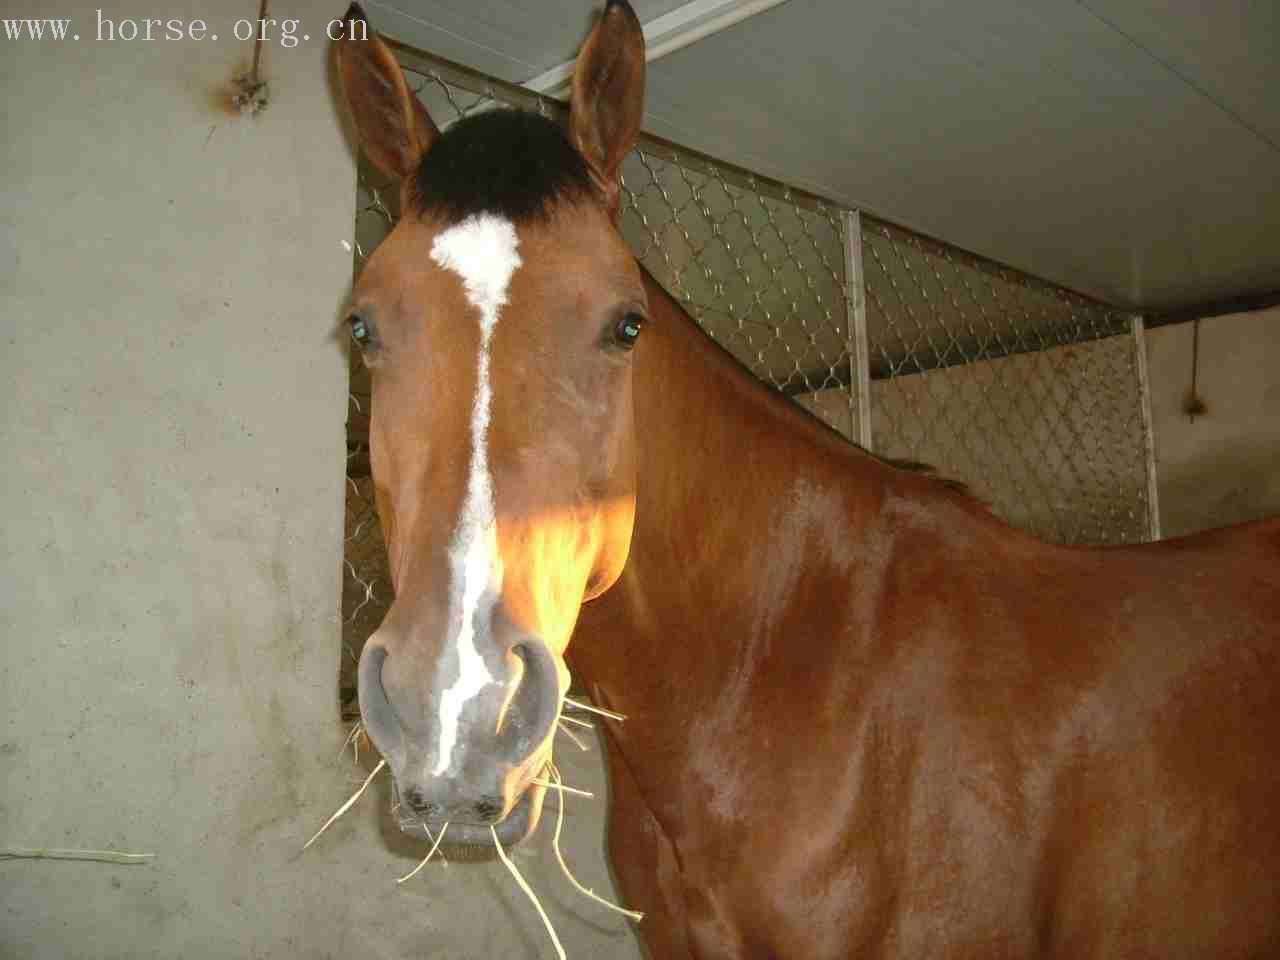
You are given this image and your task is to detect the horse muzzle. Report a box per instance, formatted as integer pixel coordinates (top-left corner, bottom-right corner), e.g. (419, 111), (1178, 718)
(357, 620), (565, 851)
(392, 774), (547, 854)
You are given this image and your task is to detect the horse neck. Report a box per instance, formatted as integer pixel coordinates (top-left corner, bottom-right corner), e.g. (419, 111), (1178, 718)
(570, 270), (894, 795)
(627, 271), (887, 570)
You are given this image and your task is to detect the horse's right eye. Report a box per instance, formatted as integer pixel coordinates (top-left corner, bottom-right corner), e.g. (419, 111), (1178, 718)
(349, 314), (374, 347)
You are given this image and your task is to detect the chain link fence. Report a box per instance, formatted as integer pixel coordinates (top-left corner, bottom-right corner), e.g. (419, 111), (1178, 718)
(619, 147), (854, 434)
(859, 219), (1153, 544)
(340, 42), (1159, 669)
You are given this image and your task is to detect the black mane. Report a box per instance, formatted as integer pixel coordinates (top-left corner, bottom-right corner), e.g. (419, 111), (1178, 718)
(413, 109), (594, 223)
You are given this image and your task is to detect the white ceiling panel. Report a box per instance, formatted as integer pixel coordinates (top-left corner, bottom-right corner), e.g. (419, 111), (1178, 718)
(367, 0), (692, 81)
(1076, 0), (1280, 149)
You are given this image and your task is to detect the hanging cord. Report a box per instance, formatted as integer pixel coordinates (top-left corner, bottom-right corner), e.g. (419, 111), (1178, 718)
(1183, 318), (1207, 421)
(230, 0), (271, 115)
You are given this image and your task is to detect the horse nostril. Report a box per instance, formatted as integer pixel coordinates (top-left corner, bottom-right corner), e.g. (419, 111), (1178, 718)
(405, 788), (441, 818)
(358, 643), (403, 759)
(496, 641), (561, 760)
(474, 796), (504, 823)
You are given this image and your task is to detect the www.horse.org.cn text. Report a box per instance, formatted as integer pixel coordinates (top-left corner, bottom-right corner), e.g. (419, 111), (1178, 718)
(2, 12), (371, 46)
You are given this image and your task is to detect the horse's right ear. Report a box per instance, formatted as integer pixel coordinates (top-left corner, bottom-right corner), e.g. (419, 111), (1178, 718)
(334, 3), (438, 182)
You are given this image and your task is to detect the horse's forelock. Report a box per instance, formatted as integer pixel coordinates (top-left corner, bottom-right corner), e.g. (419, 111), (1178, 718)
(412, 109), (595, 225)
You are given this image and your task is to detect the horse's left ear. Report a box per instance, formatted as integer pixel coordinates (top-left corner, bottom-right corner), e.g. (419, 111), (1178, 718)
(570, 0), (646, 213)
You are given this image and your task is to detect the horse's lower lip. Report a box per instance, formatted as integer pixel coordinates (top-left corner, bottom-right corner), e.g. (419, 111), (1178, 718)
(395, 783), (542, 850)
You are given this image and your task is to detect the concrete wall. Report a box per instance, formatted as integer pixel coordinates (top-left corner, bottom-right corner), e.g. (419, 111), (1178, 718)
(1, 3), (640, 957)
(1145, 307), (1280, 538)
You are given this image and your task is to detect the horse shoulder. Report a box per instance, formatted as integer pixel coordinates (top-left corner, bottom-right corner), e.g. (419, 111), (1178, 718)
(856, 500), (1280, 956)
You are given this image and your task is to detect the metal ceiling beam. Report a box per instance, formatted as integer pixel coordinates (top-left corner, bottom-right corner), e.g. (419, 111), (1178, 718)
(522, 0), (792, 97)
(1145, 290), (1280, 328)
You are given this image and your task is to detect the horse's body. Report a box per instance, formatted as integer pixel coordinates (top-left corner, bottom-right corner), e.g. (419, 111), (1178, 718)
(333, 3), (1280, 956)
(574, 273), (1280, 958)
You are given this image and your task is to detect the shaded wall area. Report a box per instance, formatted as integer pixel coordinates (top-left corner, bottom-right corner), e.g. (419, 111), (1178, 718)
(1, 3), (641, 957)
(1145, 307), (1280, 538)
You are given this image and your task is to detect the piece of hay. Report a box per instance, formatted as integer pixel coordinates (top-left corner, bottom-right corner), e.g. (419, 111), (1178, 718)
(548, 766), (644, 922)
(491, 826), (566, 960)
(304, 759), (385, 850)
(562, 696), (625, 722)
(340, 722), (367, 764)
(531, 778), (594, 799)
(397, 823), (448, 884)
(557, 721), (590, 752)
(0, 847), (154, 865)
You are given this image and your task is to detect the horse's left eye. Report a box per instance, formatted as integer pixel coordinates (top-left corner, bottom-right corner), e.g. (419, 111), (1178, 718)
(613, 312), (645, 349)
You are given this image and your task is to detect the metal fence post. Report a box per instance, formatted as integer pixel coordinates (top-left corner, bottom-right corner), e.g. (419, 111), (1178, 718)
(1132, 315), (1162, 540)
(843, 209), (873, 450)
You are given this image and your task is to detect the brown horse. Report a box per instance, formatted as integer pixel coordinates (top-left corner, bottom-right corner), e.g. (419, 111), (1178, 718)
(334, 3), (1280, 956)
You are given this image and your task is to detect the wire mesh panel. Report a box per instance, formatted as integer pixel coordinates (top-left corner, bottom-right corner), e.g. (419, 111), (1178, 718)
(619, 148), (855, 437)
(860, 218), (1152, 544)
(339, 43), (1158, 659)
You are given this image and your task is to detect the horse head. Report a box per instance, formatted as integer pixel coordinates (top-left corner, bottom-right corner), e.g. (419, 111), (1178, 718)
(335, 1), (646, 852)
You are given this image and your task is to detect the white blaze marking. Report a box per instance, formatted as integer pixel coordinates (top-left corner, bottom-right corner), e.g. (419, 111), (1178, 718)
(429, 214), (522, 776)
